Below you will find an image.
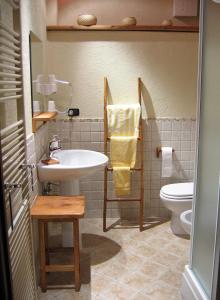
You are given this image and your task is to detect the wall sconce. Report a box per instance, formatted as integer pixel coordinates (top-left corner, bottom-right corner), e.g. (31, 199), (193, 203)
(33, 74), (73, 114)
(33, 74), (72, 96)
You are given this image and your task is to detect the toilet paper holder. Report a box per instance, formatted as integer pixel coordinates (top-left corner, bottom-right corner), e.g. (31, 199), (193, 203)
(156, 147), (174, 158)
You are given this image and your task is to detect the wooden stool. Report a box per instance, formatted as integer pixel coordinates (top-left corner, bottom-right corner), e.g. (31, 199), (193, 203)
(31, 195), (85, 292)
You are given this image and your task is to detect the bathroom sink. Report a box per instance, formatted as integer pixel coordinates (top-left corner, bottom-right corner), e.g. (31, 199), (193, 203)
(37, 149), (108, 182)
(180, 209), (192, 235)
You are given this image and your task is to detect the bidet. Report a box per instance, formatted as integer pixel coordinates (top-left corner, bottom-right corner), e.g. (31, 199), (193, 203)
(180, 209), (192, 235)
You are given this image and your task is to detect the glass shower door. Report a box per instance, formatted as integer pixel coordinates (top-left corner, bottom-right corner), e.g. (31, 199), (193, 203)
(191, 0), (220, 298)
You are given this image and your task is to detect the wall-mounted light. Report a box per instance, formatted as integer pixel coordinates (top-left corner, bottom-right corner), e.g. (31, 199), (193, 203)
(48, 74), (72, 87)
(33, 74), (57, 95)
(33, 74), (72, 95)
(32, 74), (74, 113)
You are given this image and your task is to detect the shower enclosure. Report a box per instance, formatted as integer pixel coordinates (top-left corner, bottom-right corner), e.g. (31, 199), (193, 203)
(181, 1), (220, 299)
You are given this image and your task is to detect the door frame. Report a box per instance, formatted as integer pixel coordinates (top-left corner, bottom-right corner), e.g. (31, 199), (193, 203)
(211, 175), (220, 299)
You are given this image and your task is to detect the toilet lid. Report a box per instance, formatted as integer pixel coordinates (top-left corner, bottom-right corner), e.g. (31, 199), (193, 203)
(160, 182), (193, 198)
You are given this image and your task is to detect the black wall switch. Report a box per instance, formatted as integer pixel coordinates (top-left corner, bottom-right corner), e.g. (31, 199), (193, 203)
(68, 108), (80, 117)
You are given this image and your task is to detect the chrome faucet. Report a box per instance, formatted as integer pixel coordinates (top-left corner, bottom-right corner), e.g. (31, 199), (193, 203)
(49, 135), (62, 156)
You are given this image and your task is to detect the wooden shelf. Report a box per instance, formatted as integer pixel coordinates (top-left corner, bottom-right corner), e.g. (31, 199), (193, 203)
(32, 112), (57, 133)
(47, 24), (199, 33)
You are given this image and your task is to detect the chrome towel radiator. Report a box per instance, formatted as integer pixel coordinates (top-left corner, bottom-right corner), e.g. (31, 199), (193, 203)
(0, 121), (37, 300)
(0, 3), (37, 298)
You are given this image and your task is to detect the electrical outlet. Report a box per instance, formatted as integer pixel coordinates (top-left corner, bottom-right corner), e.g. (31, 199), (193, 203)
(68, 108), (80, 117)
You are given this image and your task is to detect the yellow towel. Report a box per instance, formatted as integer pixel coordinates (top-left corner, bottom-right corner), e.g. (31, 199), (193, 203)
(107, 104), (141, 196)
(112, 166), (131, 196)
(107, 104), (140, 137)
(110, 136), (137, 195)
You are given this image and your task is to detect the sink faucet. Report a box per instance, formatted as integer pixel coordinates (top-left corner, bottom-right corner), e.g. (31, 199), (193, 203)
(49, 135), (62, 156)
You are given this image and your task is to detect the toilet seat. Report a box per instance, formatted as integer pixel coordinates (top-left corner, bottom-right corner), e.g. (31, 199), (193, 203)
(160, 182), (193, 200)
(160, 192), (192, 200)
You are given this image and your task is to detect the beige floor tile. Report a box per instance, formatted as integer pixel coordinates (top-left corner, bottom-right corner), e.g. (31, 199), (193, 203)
(120, 271), (151, 291)
(159, 269), (183, 288)
(140, 261), (168, 281)
(101, 281), (138, 300)
(91, 259), (113, 275)
(105, 249), (131, 267)
(144, 223), (169, 235)
(92, 295), (107, 300)
(135, 244), (158, 258)
(101, 261), (131, 279)
(121, 238), (138, 251)
(122, 253), (146, 271)
(37, 288), (89, 300)
(131, 291), (152, 300)
(174, 259), (188, 273)
(127, 231), (154, 243)
(91, 273), (114, 296)
(164, 242), (190, 258)
(171, 290), (182, 300)
(145, 236), (170, 249)
(153, 252), (181, 268)
(141, 281), (179, 300)
(129, 229), (153, 241)
(113, 247), (128, 259)
(158, 233), (176, 243)
(38, 218), (189, 300)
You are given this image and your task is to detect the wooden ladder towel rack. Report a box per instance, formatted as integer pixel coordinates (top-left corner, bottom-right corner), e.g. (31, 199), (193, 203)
(103, 77), (144, 232)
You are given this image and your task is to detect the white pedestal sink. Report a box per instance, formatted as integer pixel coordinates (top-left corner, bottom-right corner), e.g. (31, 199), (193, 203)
(38, 149), (108, 182)
(37, 149), (108, 247)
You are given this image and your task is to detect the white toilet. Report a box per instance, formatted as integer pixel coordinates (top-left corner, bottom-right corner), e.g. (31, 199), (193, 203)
(160, 182), (193, 235)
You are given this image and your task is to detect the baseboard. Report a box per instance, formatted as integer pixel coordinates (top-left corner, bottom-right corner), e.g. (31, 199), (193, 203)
(180, 265), (209, 300)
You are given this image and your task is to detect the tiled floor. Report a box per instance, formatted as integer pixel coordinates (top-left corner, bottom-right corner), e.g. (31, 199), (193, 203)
(38, 218), (190, 300)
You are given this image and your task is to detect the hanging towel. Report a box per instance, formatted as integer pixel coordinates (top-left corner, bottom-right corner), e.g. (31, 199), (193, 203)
(110, 136), (138, 196)
(107, 104), (140, 137)
(112, 166), (131, 196)
(107, 104), (141, 196)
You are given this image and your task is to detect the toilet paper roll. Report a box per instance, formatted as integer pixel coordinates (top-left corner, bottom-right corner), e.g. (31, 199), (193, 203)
(161, 147), (173, 178)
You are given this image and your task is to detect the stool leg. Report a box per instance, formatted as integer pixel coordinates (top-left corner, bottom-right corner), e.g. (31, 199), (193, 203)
(73, 219), (80, 291)
(44, 222), (50, 265)
(39, 220), (47, 292)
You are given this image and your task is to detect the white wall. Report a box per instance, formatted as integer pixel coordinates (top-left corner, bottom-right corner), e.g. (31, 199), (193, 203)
(47, 31), (199, 119)
(20, 0), (47, 136)
(46, 0), (199, 26)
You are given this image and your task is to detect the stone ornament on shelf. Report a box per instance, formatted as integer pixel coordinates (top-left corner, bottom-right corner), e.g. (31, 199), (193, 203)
(161, 19), (173, 26)
(77, 14), (97, 26)
(122, 17), (137, 26)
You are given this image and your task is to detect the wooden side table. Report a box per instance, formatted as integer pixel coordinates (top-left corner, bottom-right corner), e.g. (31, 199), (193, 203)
(31, 195), (85, 292)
